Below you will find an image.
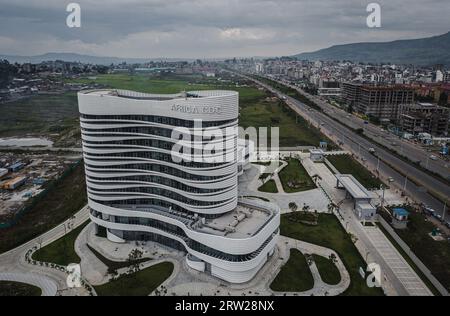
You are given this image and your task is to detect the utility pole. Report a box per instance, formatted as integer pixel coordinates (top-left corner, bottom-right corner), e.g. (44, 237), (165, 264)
(443, 201), (447, 222)
(403, 176), (408, 192)
(376, 157), (380, 173)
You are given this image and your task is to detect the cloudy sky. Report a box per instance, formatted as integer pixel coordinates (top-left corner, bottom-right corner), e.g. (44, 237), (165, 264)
(0, 0), (449, 58)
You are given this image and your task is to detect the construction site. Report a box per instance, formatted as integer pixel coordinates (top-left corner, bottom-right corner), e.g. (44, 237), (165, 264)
(0, 151), (83, 224)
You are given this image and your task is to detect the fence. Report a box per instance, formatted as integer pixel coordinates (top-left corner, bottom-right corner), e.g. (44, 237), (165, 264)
(378, 215), (449, 296)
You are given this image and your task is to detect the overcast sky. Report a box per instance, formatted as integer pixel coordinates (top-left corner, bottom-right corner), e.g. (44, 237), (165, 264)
(0, 0), (449, 58)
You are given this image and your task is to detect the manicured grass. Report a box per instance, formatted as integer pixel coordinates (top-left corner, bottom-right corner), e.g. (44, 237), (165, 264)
(258, 179), (278, 193)
(270, 249), (315, 292)
(278, 158), (316, 193)
(87, 244), (151, 272)
(94, 262), (174, 296)
(326, 154), (382, 189)
(32, 221), (89, 266)
(0, 281), (42, 296)
(280, 214), (384, 296)
(313, 254), (341, 285)
(386, 211), (450, 292)
(0, 163), (88, 254)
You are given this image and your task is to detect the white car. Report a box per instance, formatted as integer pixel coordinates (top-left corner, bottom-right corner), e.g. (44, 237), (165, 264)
(429, 155), (438, 161)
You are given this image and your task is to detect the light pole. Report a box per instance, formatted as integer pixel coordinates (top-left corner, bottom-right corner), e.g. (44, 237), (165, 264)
(376, 157), (380, 173)
(365, 251), (371, 263)
(380, 184), (385, 211)
(443, 201), (447, 222)
(403, 176), (408, 192)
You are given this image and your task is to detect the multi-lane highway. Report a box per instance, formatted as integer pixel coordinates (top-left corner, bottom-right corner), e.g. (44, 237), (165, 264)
(280, 79), (450, 181)
(239, 73), (450, 218)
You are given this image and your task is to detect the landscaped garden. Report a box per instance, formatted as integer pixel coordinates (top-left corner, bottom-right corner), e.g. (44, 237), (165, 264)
(258, 179), (278, 193)
(32, 221), (89, 266)
(278, 158), (316, 193)
(270, 249), (315, 292)
(94, 262), (174, 296)
(313, 254), (341, 285)
(326, 154), (383, 189)
(0, 281), (42, 296)
(280, 213), (384, 296)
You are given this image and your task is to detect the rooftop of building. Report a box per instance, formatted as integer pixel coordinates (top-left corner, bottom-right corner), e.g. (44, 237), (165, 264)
(80, 89), (238, 101)
(336, 174), (373, 200)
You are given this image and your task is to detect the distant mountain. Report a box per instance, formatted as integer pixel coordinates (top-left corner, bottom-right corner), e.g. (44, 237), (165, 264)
(0, 53), (192, 65)
(294, 31), (450, 66)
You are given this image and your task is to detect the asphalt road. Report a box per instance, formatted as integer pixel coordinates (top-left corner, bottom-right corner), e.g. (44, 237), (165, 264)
(282, 80), (450, 180)
(241, 74), (450, 219)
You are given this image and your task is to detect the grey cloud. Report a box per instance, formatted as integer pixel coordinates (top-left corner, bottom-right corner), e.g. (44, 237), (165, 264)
(0, 0), (448, 58)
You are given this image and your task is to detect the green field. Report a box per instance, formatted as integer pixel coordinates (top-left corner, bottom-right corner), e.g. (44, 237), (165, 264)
(313, 254), (342, 285)
(280, 214), (384, 296)
(0, 281), (42, 296)
(270, 249), (315, 292)
(326, 154), (383, 189)
(0, 93), (80, 146)
(32, 221), (89, 266)
(278, 158), (316, 193)
(0, 163), (87, 254)
(94, 262), (174, 296)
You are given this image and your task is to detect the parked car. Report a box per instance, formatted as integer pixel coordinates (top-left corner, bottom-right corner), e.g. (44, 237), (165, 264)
(429, 155), (438, 161)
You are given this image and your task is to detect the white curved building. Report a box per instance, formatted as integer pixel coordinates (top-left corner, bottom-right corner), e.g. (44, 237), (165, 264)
(78, 89), (279, 283)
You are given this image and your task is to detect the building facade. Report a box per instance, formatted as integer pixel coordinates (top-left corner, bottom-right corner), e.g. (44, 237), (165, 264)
(78, 89), (280, 284)
(342, 83), (415, 121)
(399, 103), (449, 136)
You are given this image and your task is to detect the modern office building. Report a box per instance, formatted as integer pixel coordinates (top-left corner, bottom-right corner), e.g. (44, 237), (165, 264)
(78, 89), (280, 284)
(342, 83), (415, 121)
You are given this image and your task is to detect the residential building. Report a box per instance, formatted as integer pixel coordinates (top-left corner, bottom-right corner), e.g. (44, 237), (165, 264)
(342, 83), (415, 121)
(399, 103), (449, 136)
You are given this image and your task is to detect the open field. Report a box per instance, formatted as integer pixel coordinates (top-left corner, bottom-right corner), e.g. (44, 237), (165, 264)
(0, 163), (87, 254)
(0, 93), (80, 147)
(280, 213), (384, 296)
(326, 154), (383, 189)
(270, 249), (314, 292)
(0, 281), (42, 296)
(384, 210), (450, 292)
(278, 158), (316, 193)
(32, 221), (89, 266)
(94, 262), (174, 296)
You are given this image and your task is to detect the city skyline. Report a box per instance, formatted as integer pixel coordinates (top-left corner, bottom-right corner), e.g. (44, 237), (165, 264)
(0, 0), (449, 59)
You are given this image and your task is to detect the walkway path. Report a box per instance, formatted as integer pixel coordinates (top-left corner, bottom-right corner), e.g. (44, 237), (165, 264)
(0, 272), (58, 296)
(0, 205), (90, 296)
(363, 226), (432, 296)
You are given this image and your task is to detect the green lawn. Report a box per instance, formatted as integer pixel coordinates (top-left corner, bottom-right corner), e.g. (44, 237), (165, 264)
(270, 249), (315, 292)
(94, 262), (174, 296)
(87, 244), (151, 273)
(313, 254), (341, 285)
(258, 179), (278, 193)
(278, 158), (316, 193)
(326, 154), (383, 189)
(280, 214), (384, 296)
(32, 221), (89, 266)
(0, 162), (88, 254)
(0, 281), (42, 296)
